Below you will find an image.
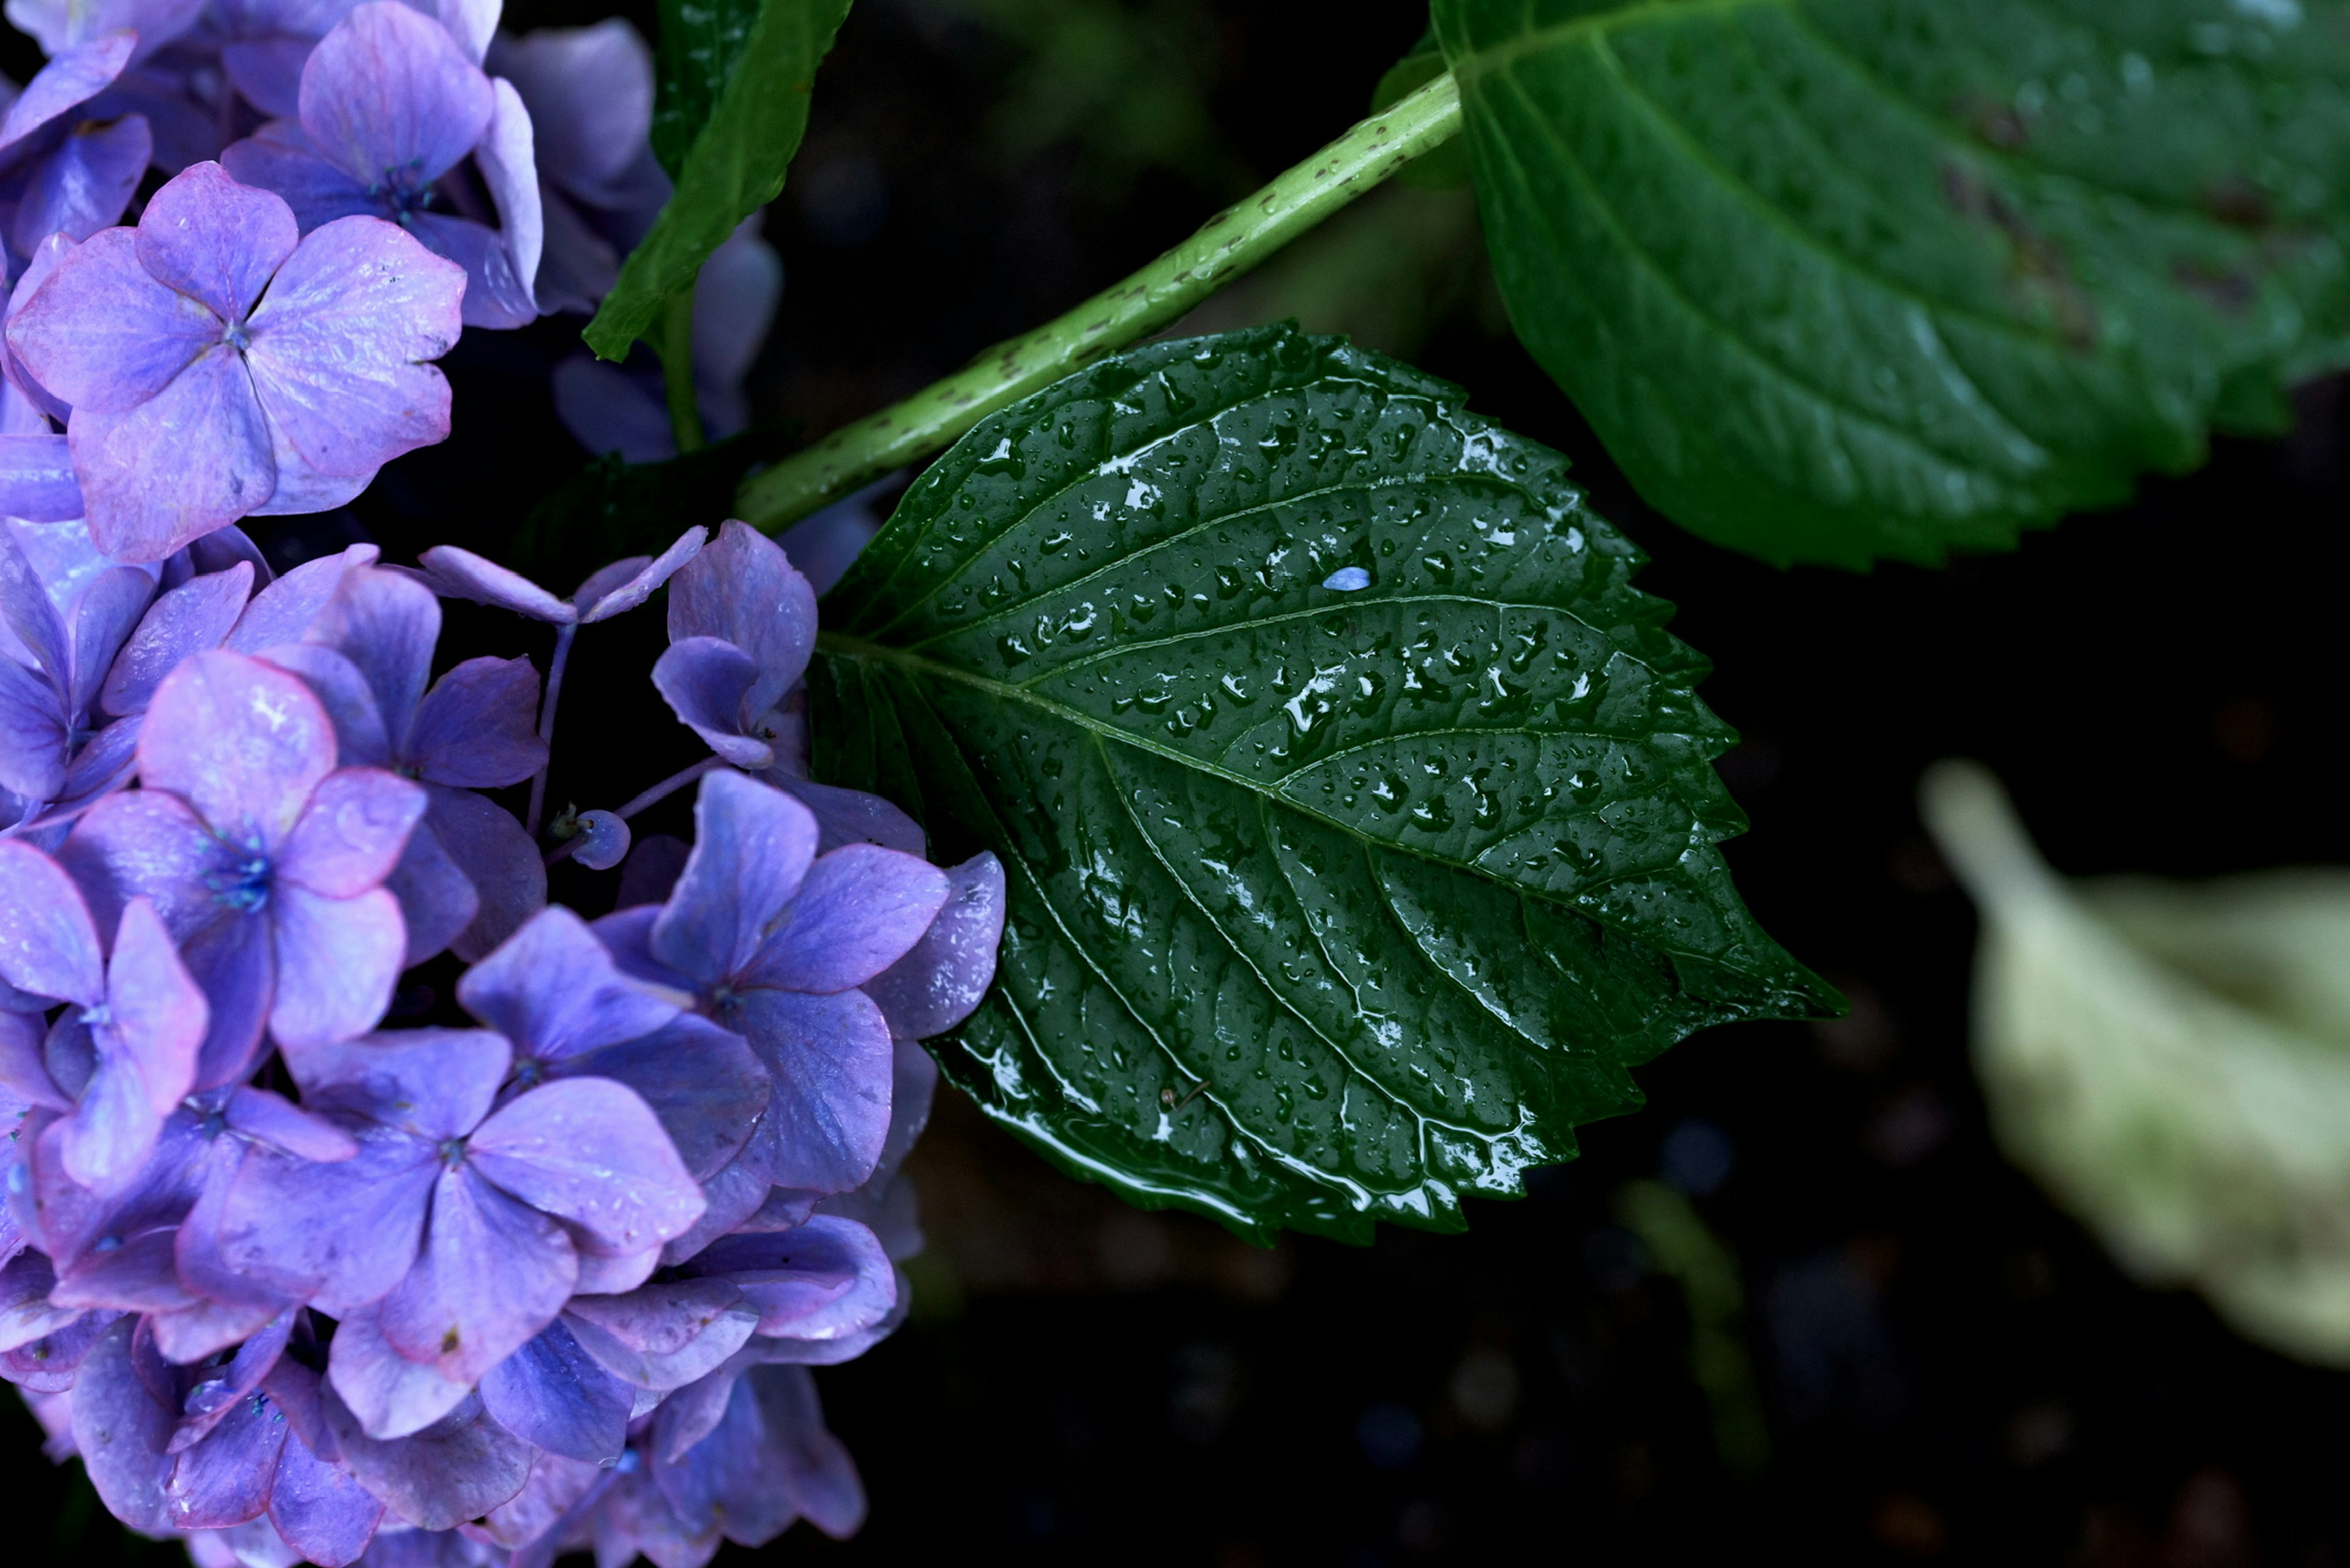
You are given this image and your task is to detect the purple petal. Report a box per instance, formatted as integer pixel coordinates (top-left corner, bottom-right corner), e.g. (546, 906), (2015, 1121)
(651, 1371), (794, 1547)
(772, 487), (883, 597)
(614, 832), (689, 909)
(577, 527), (704, 622)
(323, 1301), (471, 1439)
(101, 559), (255, 718)
(277, 766), (423, 897)
(225, 542), (381, 654)
(457, 905), (679, 1064)
(0, 655), (67, 802)
(467, 1077), (706, 1255)
(167, 1388), (288, 1528)
(689, 1216), (895, 1343)
(691, 222), (781, 396)
(767, 772), (927, 856)
(0, 1301), (117, 1392)
(181, 903), (277, 1090)
(260, 641), (395, 766)
(322, 1387), (534, 1529)
(490, 18), (649, 194)
(217, 1127), (436, 1314)
(147, 1297), (286, 1367)
(222, 37), (314, 119)
(269, 1417), (385, 1566)
(225, 1083), (359, 1160)
(479, 1451), (607, 1556)
(0, 1009), (69, 1109)
(550, 354), (668, 462)
(298, 1), (493, 189)
(747, 1364), (866, 1538)
(561, 1015), (767, 1182)
(430, 785), (546, 961)
(67, 1316), (177, 1533)
(67, 568), (159, 723)
(267, 883), (405, 1050)
(67, 344), (276, 562)
(139, 649), (334, 848)
(406, 656), (545, 787)
(305, 563), (437, 744)
(410, 209), (540, 330)
(570, 1245), (660, 1295)
(0, 1249), (80, 1352)
(861, 851), (1004, 1039)
(0, 839), (104, 1004)
(172, 1306), (293, 1441)
(742, 843), (950, 995)
(561, 1295), (756, 1393)
(0, 32), (135, 149)
(50, 1225), (196, 1312)
(248, 414), (376, 517)
(377, 1170), (576, 1386)
(595, 1462), (715, 1566)
(733, 988), (893, 1196)
(136, 160), (300, 324)
(475, 77), (542, 304)
(411, 545), (570, 622)
(217, 120), (381, 231)
(385, 818), (478, 965)
(428, 0), (498, 64)
(651, 635), (770, 767)
(657, 1151), (776, 1267)
(476, 1318), (629, 1464)
(7, 226), (217, 416)
(37, 711), (143, 824)
(244, 214), (463, 477)
(285, 1026), (507, 1141)
(562, 1278), (742, 1356)
(650, 769), (817, 985)
(570, 809), (630, 870)
(665, 520), (815, 720)
(0, 431), (81, 522)
(57, 787), (221, 941)
(61, 898), (207, 1185)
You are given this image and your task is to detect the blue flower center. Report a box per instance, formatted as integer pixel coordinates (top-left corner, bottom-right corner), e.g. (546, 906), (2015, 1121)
(222, 320), (252, 351)
(207, 848), (274, 913)
(512, 1058), (546, 1089)
(436, 1137), (468, 1169)
(370, 160), (438, 223)
(78, 1002), (112, 1029)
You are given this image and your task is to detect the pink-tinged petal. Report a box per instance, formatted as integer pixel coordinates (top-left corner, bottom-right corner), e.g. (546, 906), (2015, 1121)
(561, 1294), (756, 1393)
(476, 1317), (629, 1465)
(0, 1248), (80, 1352)
(767, 772), (927, 856)
(563, 1015), (767, 1182)
(1, 236), (76, 425)
(9, 116), (152, 258)
(267, 883), (405, 1049)
(67, 1316), (177, 1533)
(102, 896), (206, 1110)
(0, 655), (67, 801)
(176, 523), (272, 583)
(226, 1083), (359, 1160)
(407, 656), (545, 787)
(379, 1167), (576, 1381)
(690, 1217), (895, 1343)
(0, 32), (135, 148)
(385, 819), (477, 965)
(476, 77), (541, 300)
(171, 1306), (293, 1443)
(324, 1302), (472, 1440)
(0, 1301), (116, 1392)
(169, 1133), (293, 1320)
(433, 786), (545, 963)
(0, 839), (105, 1004)
(321, 1386), (534, 1529)
(217, 1127), (436, 1314)
(743, 844), (950, 995)
(864, 851), (1003, 1039)
(102, 559), (254, 718)
(140, 649), (334, 848)
(457, 905), (679, 1065)
(166, 1389), (288, 1528)
(651, 636), (770, 767)
(570, 1245), (658, 1295)
(218, 119), (382, 230)
(307, 564), (437, 744)
(247, 413), (376, 517)
(261, 642), (394, 766)
(411, 544), (570, 622)
(244, 215), (461, 477)
(657, 1152), (776, 1267)
(225, 541), (379, 654)
(147, 1297), (286, 1367)
(278, 766), (423, 897)
(651, 769), (816, 984)
(7, 227), (218, 416)
(68, 344), (277, 562)
(666, 520), (815, 720)
(468, 1077), (705, 1255)
(0, 431), (82, 522)
(562, 1279), (742, 1357)
(298, 1), (493, 187)
(269, 1417), (384, 1567)
(285, 1026), (507, 1141)
(182, 905), (276, 1090)
(733, 988), (892, 1197)
(576, 528), (704, 623)
(135, 161), (300, 323)
(490, 19), (651, 194)
(57, 787), (224, 938)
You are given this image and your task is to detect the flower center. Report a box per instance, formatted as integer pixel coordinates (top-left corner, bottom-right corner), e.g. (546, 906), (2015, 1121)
(222, 319), (252, 351)
(436, 1137), (468, 1169)
(78, 1002), (113, 1029)
(207, 849), (274, 913)
(370, 160), (438, 222)
(512, 1058), (545, 1089)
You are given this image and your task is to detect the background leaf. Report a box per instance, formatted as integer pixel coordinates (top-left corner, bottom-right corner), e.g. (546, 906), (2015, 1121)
(1372, 23), (1472, 189)
(584, 0), (851, 357)
(1433, 0), (2350, 567)
(651, 0), (763, 180)
(810, 324), (1833, 1242)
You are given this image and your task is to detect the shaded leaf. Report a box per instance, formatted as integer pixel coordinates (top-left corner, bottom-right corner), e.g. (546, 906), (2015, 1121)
(652, 0), (764, 180)
(811, 323), (1832, 1243)
(1434, 0), (2350, 567)
(510, 425), (793, 584)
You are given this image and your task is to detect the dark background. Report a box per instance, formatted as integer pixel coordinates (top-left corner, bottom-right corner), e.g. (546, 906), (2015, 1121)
(12, 0), (2350, 1562)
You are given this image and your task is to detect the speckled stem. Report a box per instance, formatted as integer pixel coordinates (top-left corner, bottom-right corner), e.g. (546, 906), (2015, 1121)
(734, 70), (1464, 532)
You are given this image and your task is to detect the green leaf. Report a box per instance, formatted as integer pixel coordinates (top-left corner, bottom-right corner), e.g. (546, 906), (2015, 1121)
(1373, 24), (1472, 189)
(584, 0), (851, 359)
(652, 0), (763, 180)
(507, 425), (793, 583)
(810, 324), (1834, 1243)
(1433, 0), (2350, 567)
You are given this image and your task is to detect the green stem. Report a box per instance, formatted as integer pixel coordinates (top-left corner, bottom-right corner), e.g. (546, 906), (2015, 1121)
(660, 285), (706, 455)
(737, 70), (1464, 532)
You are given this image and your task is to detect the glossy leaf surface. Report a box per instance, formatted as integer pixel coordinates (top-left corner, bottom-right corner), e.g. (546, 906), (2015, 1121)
(651, 0), (763, 179)
(586, 0), (851, 357)
(1434, 0), (2350, 567)
(810, 324), (1832, 1242)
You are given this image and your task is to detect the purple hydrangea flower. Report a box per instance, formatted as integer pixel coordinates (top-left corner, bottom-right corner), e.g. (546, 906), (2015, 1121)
(217, 1023), (705, 1437)
(0, 523), (155, 812)
(409, 525), (704, 627)
(5, 160), (466, 562)
(220, 1), (543, 329)
(0, 34), (152, 275)
(60, 648), (425, 1084)
(264, 563), (548, 963)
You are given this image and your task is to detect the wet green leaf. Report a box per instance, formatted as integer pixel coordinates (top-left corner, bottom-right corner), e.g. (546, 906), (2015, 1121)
(651, 0), (763, 179)
(811, 324), (1833, 1242)
(585, 0), (850, 357)
(1434, 0), (2350, 567)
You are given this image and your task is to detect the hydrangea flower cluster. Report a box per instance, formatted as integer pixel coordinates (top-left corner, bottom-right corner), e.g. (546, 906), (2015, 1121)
(2, 513), (1005, 1565)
